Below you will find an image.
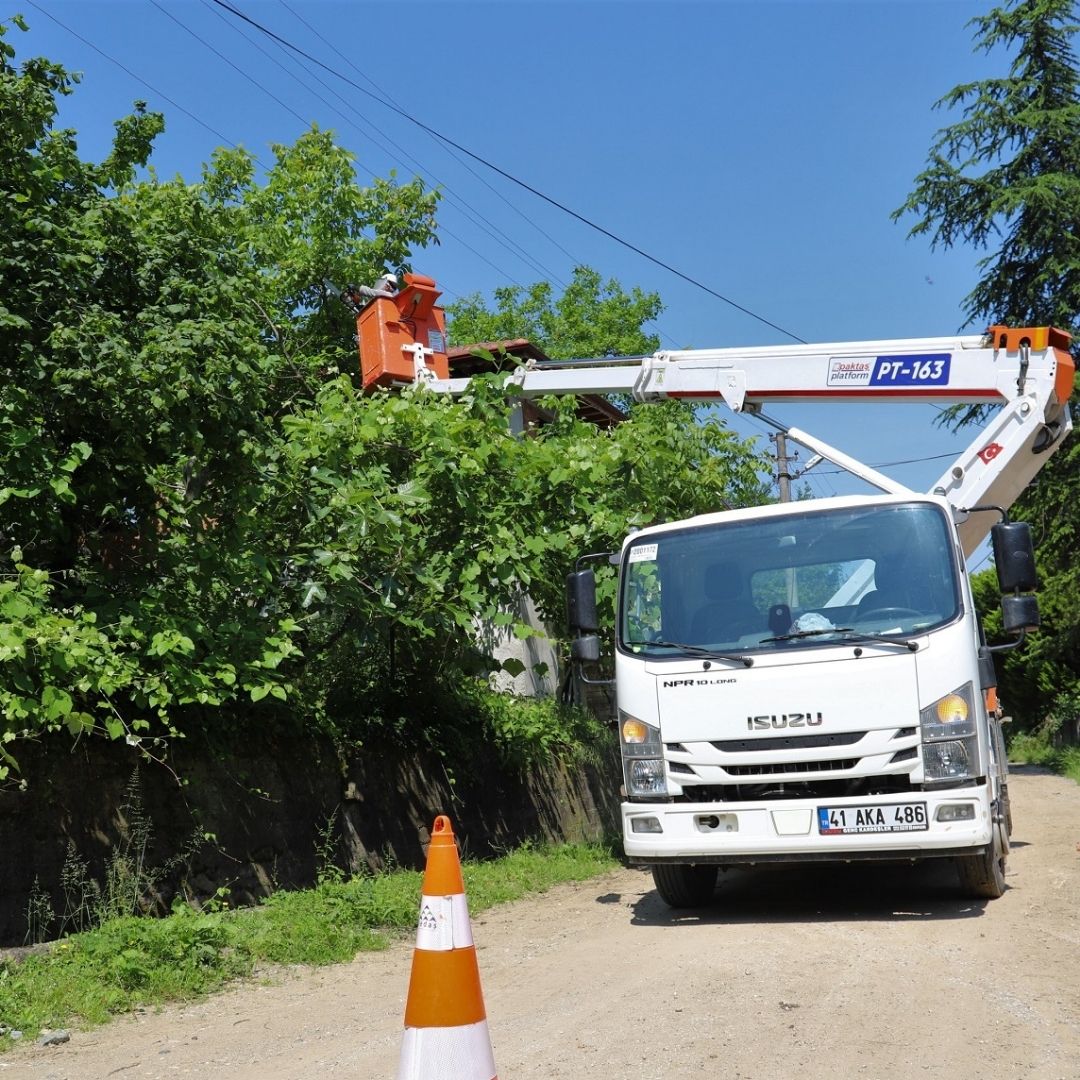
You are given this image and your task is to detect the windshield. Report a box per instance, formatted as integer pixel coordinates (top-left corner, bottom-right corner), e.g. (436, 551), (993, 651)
(619, 502), (961, 657)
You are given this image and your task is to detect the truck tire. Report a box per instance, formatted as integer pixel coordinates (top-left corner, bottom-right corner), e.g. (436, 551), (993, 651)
(651, 863), (718, 907)
(956, 832), (1006, 900)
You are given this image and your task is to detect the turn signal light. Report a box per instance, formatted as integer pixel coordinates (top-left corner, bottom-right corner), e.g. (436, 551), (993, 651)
(936, 694), (969, 724)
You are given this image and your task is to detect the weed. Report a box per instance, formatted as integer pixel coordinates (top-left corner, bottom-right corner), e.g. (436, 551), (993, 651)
(100, 770), (157, 921)
(313, 808), (345, 886)
(23, 879), (55, 947)
(58, 841), (100, 937)
(46, 771), (204, 943)
(201, 887), (232, 914)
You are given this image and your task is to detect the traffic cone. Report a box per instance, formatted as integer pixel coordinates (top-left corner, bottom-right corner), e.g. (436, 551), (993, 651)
(397, 815), (498, 1080)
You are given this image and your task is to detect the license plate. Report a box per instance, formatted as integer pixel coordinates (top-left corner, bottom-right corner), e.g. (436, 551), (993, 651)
(817, 802), (928, 835)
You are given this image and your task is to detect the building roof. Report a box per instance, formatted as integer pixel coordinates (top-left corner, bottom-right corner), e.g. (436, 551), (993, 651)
(447, 339), (627, 429)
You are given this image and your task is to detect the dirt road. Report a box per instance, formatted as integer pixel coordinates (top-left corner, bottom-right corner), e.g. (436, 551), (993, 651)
(4, 766), (1079, 1080)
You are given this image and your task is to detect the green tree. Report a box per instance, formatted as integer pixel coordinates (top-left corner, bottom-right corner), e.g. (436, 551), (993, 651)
(447, 266), (663, 358)
(201, 131), (438, 387)
(443, 268), (770, 661)
(263, 265), (768, 736)
(894, 0), (1080, 727)
(0, 19), (768, 780)
(268, 377), (767, 741)
(0, 19), (439, 773)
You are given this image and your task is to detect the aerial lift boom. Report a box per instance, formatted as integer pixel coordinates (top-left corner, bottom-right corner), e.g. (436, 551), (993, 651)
(352, 276), (1073, 558)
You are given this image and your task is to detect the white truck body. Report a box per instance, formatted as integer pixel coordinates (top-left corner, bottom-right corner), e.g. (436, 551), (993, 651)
(616, 493), (1002, 868)
(585, 327), (1072, 902)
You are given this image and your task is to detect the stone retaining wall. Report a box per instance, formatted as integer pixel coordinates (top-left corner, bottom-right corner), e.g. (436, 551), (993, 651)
(0, 731), (620, 946)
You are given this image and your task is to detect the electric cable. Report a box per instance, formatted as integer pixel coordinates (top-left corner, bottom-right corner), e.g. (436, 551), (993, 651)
(152, 0), (534, 292)
(146, 0), (351, 154)
(208, 0), (807, 345)
(270, 0), (681, 349)
(197, 0), (558, 289)
(23, 0), (271, 170)
(277, 0), (582, 270)
(811, 449), (963, 475)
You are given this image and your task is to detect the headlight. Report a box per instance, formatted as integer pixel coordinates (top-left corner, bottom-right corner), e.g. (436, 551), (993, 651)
(629, 759), (667, 796)
(921, 684), (979, 783)
(620, 710), (668, 798)
(922, 739), (974, 782)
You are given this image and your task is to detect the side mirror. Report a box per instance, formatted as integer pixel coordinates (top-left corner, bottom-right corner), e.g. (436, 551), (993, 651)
(991, 521), (1037, 593)
(566, 569), (598, 633)
(570, 634), (601, 662)
(1001, 594), (1040, 635)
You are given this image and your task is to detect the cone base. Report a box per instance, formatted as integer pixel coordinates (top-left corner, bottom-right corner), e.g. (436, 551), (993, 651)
(397, 1020), (497, 1080)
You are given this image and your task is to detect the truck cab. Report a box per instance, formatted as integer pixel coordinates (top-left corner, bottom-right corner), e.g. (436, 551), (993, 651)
(611, 494), (1015, 905)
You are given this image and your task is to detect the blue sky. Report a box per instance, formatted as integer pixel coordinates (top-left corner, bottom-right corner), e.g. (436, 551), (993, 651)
(14, 0), (1010, 520)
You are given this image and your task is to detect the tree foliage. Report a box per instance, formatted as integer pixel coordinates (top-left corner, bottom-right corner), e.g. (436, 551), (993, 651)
(0, 18), (437, 772)
(894, 0), (1080, 337)
(447, 267), (663, 358)
(895, 0), (1080, 726)
(0, 20), (768, 777)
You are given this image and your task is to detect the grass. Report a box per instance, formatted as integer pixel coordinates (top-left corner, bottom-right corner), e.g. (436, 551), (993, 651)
(1008, 731), (1080, 785)
(0, 840), (617, 1046)
(1007, 687), (1080, 786)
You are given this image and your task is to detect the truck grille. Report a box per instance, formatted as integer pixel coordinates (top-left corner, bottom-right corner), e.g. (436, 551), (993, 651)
(711, 732), (865, 753)
(723, 758), (858, 777)
(666, 726), (920, 802)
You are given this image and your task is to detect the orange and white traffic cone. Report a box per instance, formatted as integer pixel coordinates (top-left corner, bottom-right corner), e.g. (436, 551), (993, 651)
(397, 815), (498, 1080)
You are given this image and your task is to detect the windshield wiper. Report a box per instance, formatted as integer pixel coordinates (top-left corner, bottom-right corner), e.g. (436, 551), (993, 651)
(836, 629), (919, 652)
(625, 639), (754, 667)
(762, 627), (919, 653)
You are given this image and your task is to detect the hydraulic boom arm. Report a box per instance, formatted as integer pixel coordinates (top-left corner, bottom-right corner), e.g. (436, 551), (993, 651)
(353, 277), (1073, 558)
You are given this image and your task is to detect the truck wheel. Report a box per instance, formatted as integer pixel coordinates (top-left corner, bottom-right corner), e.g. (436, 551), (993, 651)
(956, 832), (1006, 900)
(651, 863), (718, 907)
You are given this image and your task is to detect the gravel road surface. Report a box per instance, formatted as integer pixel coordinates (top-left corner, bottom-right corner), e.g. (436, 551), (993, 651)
(4, 766), (1079, 1079)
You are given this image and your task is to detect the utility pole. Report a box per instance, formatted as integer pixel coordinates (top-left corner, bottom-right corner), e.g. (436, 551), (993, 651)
(772, 432), (792, 503)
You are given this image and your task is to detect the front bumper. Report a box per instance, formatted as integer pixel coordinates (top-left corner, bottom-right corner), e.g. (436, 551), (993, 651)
(623, 788), (992, 865)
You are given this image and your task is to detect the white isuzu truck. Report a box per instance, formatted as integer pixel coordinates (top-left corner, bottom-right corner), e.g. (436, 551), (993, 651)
(561, 324), (1072, 905)
(351, 283), (1073, 907)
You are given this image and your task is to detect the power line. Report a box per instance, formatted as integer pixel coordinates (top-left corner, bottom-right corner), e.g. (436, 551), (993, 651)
(146, 0), (339, 150)
(24, 0), (271, 170)
(277, 0), (584, 272)
(198, 0), (565, 288)
(150, 5), (506, 295)
(208, 0), (807, 345)
(276, 0), (681, 352)
(152, 0), (535, 291)
(812, 449), (962, 475)
(211, 0), (684, 350)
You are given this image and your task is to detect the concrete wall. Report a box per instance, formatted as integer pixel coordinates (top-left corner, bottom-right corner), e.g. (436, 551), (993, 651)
(487, 593), (561, 698)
